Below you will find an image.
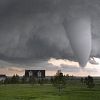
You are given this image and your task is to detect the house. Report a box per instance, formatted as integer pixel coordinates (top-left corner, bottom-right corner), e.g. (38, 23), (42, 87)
(25, 70), (45, 78)
(0, 74), (7, 82)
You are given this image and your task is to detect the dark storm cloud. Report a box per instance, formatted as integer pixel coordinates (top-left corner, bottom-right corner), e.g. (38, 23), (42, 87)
(0, 0), (73, 63)
(0, 0), (100, 66)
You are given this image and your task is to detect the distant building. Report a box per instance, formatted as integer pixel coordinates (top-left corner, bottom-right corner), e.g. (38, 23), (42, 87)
(0, 74), (7, 82)
(25, 70), (45, 78)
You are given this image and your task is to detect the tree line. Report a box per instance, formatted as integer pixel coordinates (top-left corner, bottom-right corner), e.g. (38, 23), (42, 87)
(0, 72), (95, 95)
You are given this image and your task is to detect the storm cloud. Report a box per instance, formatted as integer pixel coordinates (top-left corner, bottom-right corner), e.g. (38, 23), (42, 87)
(0, 0), (100, 67)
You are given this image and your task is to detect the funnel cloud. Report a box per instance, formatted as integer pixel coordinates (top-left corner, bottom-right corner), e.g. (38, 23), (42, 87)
(63, 16), (92, 67)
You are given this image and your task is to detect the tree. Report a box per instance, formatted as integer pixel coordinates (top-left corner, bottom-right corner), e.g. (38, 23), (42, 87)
(29, 76), (35, 85)
(4, 77), (11, 84)
(81, 77), (84, 84)
(84, 75), (95, 89)
(22, 75), (27, 84)
(11, 74), (20, 84)
(52, 70), (66, 95)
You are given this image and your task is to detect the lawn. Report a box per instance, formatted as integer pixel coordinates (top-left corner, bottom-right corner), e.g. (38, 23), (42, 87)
(0, 82), (100, 100)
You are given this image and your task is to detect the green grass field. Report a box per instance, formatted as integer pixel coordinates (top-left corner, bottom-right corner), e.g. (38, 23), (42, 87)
(0, 80), (100, 100)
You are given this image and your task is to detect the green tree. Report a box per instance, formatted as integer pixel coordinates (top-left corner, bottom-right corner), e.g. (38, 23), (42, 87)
(11, 74), (19, 84)
(81, 77), (84, 84)
(4, 77), (11, 84)
(29, 76), (35, 85)
(22, 75), (27, 84)
(85, 76), (95, 89)
(52, 70), (66, 95)
(38, 78), (44, 85)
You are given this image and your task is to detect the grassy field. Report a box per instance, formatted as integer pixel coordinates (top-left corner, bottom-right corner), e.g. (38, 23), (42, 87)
(0, 80), (100, 100)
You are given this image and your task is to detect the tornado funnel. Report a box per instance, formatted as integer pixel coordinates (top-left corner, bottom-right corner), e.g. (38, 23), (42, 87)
(63, 16), (91, 67)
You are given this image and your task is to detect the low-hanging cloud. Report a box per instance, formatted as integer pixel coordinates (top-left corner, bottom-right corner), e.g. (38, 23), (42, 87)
(0, 0), (100, 67)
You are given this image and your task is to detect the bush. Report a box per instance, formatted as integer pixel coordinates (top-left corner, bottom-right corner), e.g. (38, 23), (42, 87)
(84, 76), (95, 89)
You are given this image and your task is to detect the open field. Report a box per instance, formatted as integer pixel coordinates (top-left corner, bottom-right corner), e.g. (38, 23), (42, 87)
(0, 79), (100, 100)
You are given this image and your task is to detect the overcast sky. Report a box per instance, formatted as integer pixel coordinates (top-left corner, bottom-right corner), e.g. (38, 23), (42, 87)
(0, 0), (100, 76)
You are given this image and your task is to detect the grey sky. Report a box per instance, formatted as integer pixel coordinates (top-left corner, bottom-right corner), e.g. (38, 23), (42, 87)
(0, 0), (100, 67)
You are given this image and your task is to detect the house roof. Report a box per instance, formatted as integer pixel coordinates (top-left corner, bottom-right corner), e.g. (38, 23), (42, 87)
(0, 74), (6, 77)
